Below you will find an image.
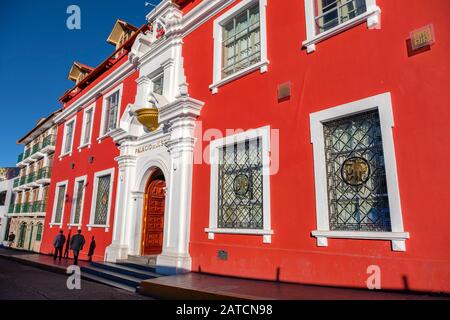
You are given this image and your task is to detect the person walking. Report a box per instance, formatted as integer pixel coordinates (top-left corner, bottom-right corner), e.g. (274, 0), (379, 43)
(70, 229), (85, 265)
(64, 230), (71, 259)
(7, 233), (15, 248)
(87, 236), (96, 262)
(53, 230), (66, 262)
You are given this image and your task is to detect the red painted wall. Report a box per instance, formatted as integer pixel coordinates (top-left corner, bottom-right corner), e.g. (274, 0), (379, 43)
(185, 0), (450, 293)
(41, 56), (138, 262)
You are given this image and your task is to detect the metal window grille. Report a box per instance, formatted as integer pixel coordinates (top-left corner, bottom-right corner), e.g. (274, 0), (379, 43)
(221, 3), (261, 78)
(94, 174), (111, 225)
(54, 185), (66, 224)
(323, 110), (391, 232)
(105, 91), (120, 134)
(73, 181), (84, 225)
(315, 0), (367, 34)
(217, 137), (264, 229)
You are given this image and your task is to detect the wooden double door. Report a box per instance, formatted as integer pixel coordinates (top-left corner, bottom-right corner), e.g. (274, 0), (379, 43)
(142, 178), (166, 255)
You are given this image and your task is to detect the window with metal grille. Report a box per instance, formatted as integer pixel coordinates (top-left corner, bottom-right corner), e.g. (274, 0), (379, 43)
(36, 223), (43, 241)
(323, 110), (391, 232)
(94, 174), (111, 225)
(217, 137), (263, 229)
(152, 73), (164, 95)
(222, 3), (261, 78)
(64, 121), (74, 154)
(104, 91), (120, 134)
(72, 180), (84, 225)
(316, 0), (367, 34)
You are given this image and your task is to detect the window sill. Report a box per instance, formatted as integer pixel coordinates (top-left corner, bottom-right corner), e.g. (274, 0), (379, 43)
(205, 227), (273, 244)
(97, 134), (110, 144)
(311, 230), (410, 252)
(67, 223), (82, 229)
(49, 223), (63, 229)
(302, 6), (381, 53)
(78, 143), (91, 151)
(209, 60), (269, 94)
(87, 224), (110, 232)
(59, 152), (72, 160)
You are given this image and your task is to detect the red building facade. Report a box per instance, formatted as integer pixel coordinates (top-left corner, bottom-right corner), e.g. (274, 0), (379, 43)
(41, 0), (450, 293)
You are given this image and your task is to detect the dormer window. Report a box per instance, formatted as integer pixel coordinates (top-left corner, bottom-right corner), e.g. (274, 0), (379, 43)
(68, 62), (94, 85)
(107, 20), (138, 51)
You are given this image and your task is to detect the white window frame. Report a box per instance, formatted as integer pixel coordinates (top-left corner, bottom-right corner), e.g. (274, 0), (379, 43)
(205, 125), (273, 243)
(50, 180), (68, 228)
(60, 117), (76, 158)
(210, 0), (269, 94)
(309, 92), (409, 251)
(79, 103), (95, 150)
(98, 84), (123, 142)
(302, 0), (381, 53)
(68, 175), (87, 228)
(87, 168), (115, 231)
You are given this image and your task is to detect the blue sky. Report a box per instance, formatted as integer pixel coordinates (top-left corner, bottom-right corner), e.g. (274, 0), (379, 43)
(0, 0), (161, 167)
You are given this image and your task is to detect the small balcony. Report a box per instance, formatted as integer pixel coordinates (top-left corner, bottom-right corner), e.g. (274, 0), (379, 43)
(32, 201), (47, 213)
(30, 142), (44, 160)
(41, 135), (56, 154)
(19, 175), (27, 186)
(36, 167), (52, 185)
(26, 172), (36, 184)
(14, 203), (22, 214)
(21, 202), (32, 214)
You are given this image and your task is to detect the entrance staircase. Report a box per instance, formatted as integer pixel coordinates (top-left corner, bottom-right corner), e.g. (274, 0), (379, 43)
(80, 255), (163, 292)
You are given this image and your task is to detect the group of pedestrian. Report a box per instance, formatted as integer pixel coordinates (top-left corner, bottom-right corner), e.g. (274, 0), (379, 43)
(53, 230), (96, 265)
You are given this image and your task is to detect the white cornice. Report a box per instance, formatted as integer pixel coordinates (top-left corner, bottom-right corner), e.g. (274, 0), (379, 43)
(181, 0), (236, 37)
(55, 61), (135, 124)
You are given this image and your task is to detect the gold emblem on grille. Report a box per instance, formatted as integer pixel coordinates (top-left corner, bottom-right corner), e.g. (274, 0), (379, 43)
(233, 174), (250, 197)
(341, 157), (370, 186)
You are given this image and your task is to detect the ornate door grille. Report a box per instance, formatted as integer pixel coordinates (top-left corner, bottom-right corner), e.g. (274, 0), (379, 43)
(323, 110), (391, 232)
(94, 175), (111, 225)
(218, 138), (263, 229)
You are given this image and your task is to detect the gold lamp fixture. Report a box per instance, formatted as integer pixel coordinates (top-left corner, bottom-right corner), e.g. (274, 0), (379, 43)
(135, 108), (159, 132)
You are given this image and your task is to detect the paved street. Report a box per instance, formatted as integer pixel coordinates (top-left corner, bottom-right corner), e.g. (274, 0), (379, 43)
(0, 257), (151, 300)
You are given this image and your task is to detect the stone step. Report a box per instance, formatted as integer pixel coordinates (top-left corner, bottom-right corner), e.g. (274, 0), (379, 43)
(81, 265), (143, 288)
(122, 255), (157, 266)
(91, 262), (160, 280)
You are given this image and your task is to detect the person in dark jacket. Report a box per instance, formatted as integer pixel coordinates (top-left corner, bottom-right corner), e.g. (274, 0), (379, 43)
(64, 230), (71, 259)
(87, 236), (96, 262)
(8, 233), (15, 248)
(53, 230), (66, 261)
(70, 229), (85, 265)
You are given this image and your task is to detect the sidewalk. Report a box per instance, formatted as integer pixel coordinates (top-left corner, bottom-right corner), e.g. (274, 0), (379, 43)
(0, 247), (89, 275)
(138, 273), (449, 300)
(1, 248), (448, 300)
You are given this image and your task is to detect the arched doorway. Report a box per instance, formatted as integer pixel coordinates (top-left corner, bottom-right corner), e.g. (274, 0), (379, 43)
(141, 168), (166, 256)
